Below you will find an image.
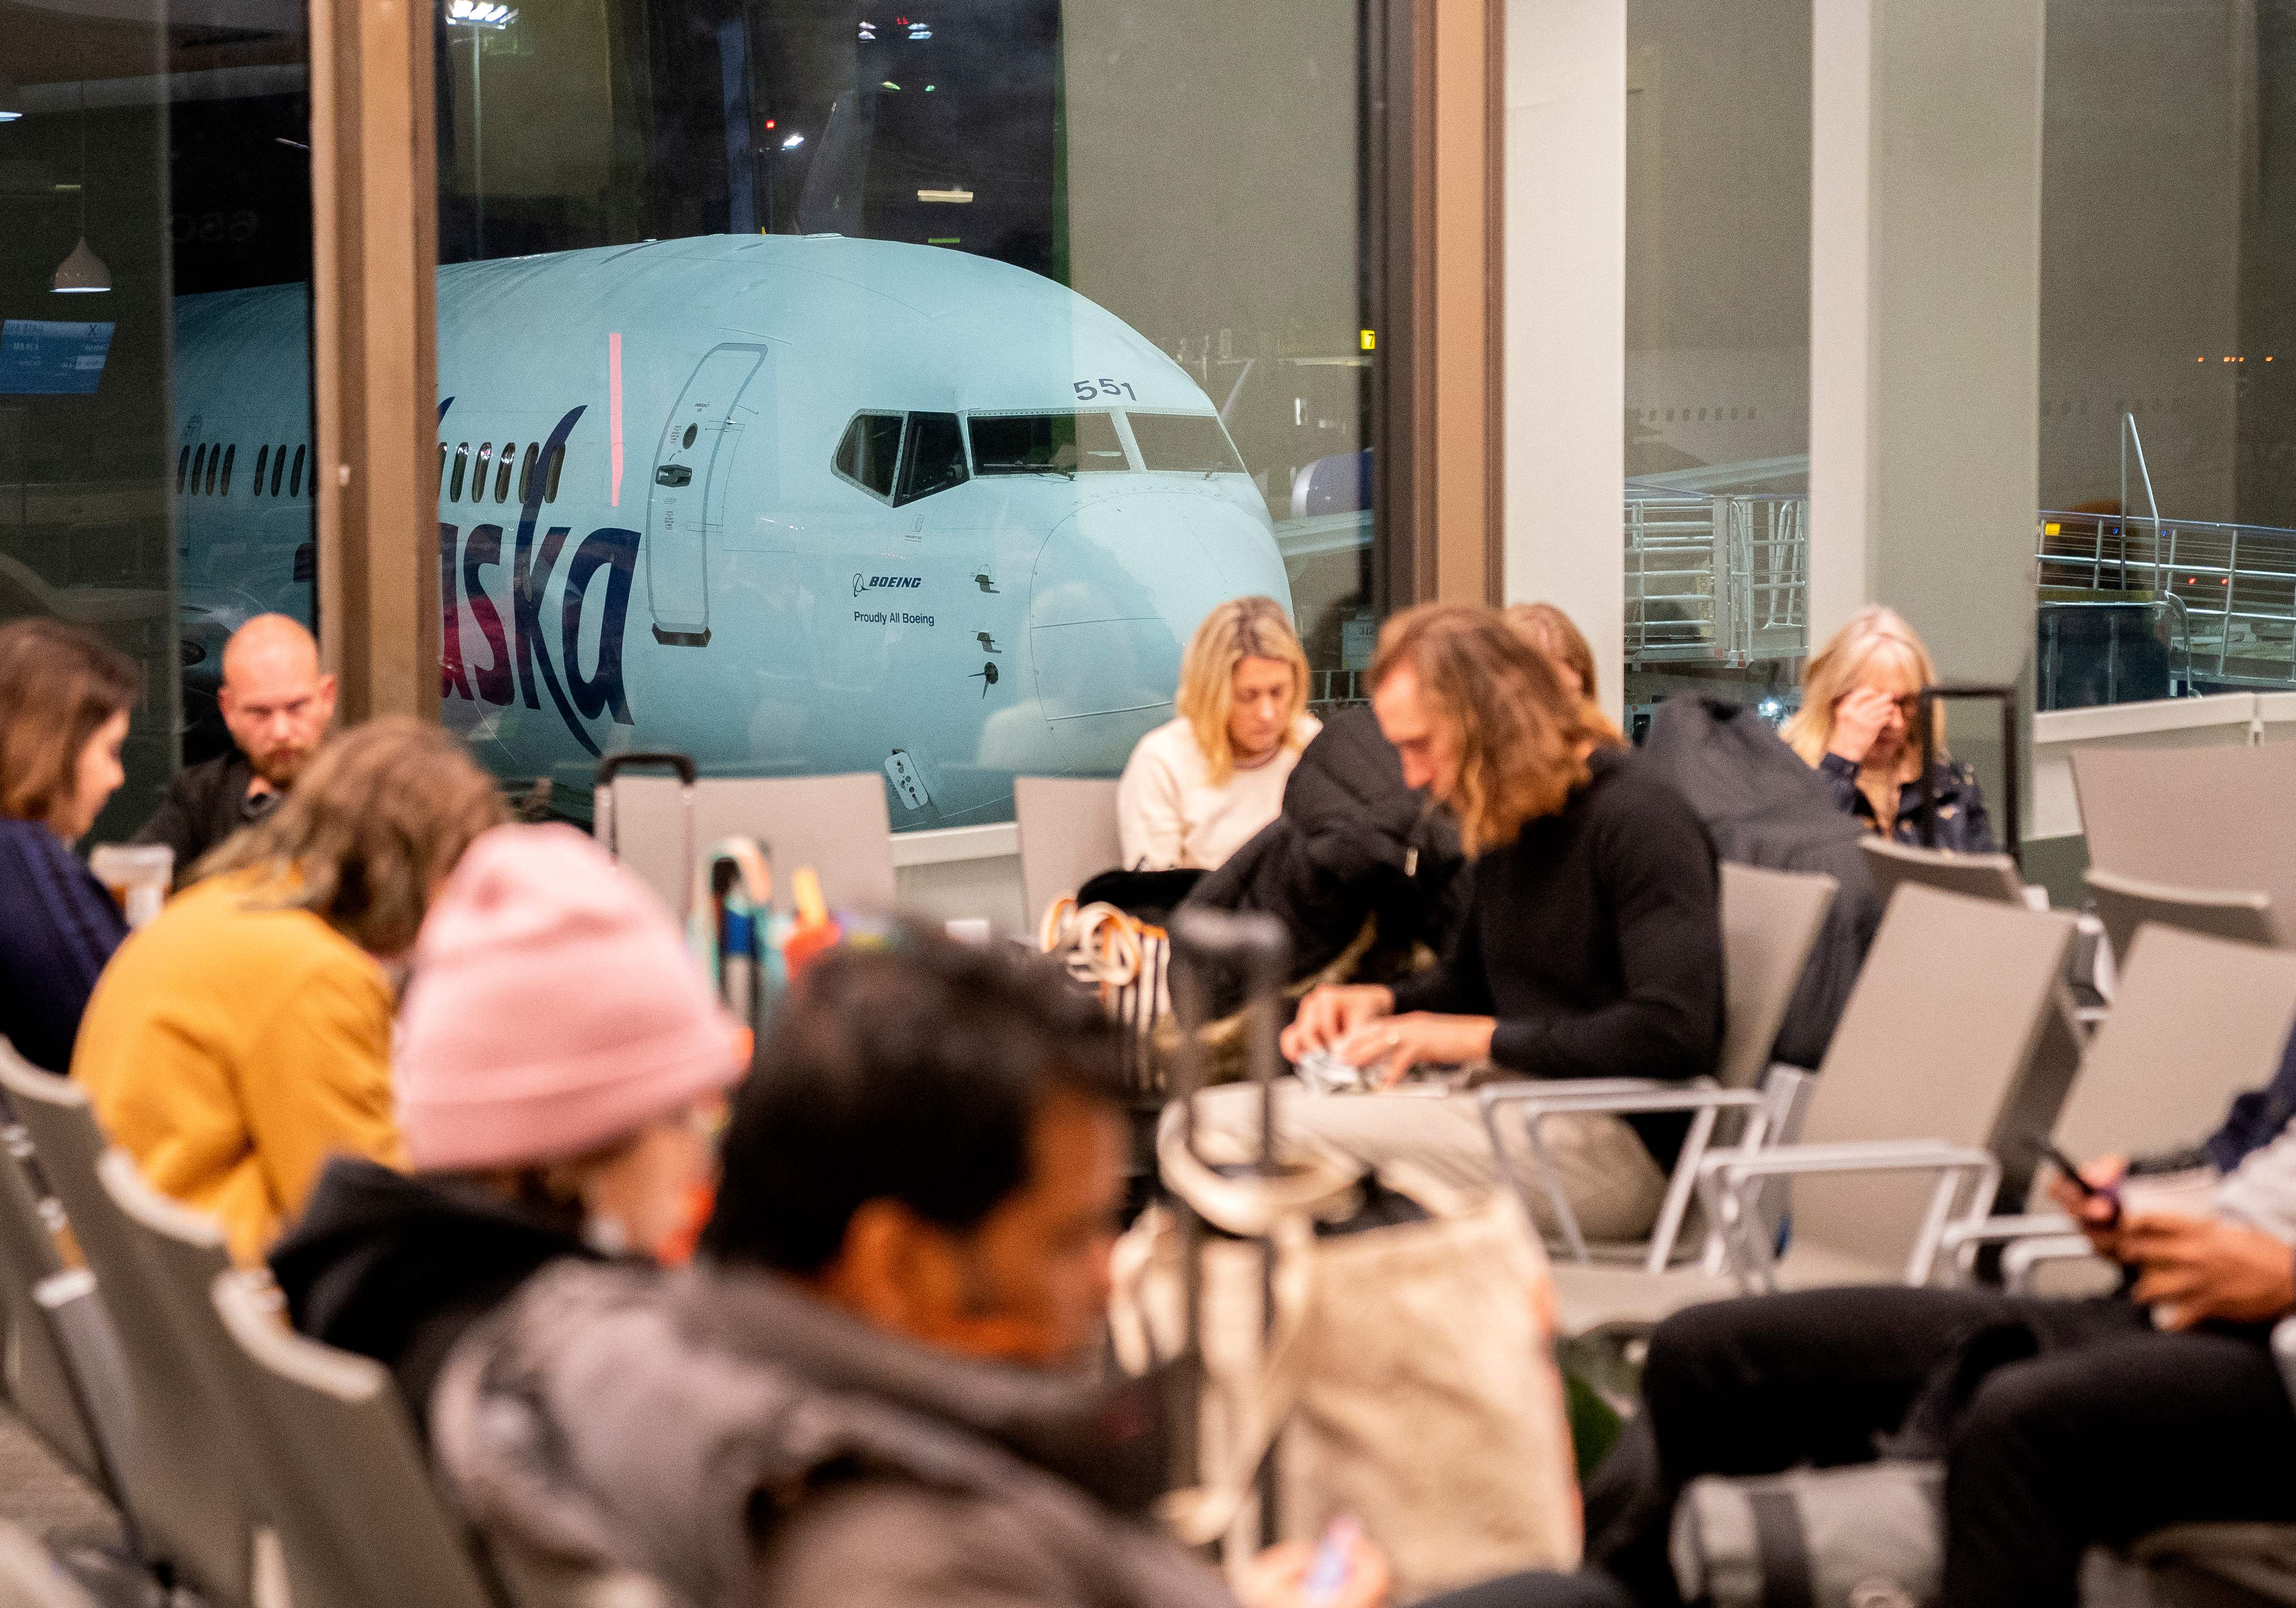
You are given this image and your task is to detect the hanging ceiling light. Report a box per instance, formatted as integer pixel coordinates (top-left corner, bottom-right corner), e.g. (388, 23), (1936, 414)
(0, 71), (24, 123)
(52, 79), (108, 293)
(52, 237), (109, 293)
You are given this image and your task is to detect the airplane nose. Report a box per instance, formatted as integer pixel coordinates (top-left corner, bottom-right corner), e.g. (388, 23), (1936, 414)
(1027, 493), (1295, 770)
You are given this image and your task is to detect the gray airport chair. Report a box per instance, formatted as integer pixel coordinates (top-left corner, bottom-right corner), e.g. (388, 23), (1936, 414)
(0, 1048), (121, 1510)
(2072, 742), (2296, 925)
(1014, 776), (1124, 931)
(0, 1055), (260, 1607)
(2085, 867), (2277, 965)
(596, 770), (897, 916)
(1857, 837), (2090, 1196)
(210, 1270), (503, 1608)
(1545, 884), (2076, 1337)
(0, 1520), (101, 1608)
(1949, 925), (2296, 1294)
(1480, 863), (1838, 1271)
(1858, 836), (2027, 908)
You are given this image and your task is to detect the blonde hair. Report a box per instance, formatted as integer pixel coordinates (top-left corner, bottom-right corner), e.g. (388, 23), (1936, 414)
(1176, 596), (1312, 785)
(1781, 606), (1945, 768)
(198, 716), (508, 955)
(1504, 602), (1623, 742)
(1371, 604), (1602, 857)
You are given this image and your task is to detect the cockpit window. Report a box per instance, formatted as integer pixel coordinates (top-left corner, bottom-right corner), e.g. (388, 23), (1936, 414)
(1128, 412), (1245, 474)
(969, 412), (1127, 476)
(896, 413), (968, 505)
(834, 412), (904, 501)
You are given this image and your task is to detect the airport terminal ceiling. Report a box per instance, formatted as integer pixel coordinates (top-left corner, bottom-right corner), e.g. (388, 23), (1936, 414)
(4, 0), (1386, 832)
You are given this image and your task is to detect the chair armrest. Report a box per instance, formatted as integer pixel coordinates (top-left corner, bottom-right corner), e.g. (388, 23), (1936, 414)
(1481, 1080), (1769, 1269)
(1939, 1212), (2078, 1251)
(1701, 1139), (1997, 1181)
(2000, 1234), (2110, 1295)
(2272, 1317), (2296, 1406)
(1477, 1077), (1677, 1104)
(1697, 1141), (2001, 1292)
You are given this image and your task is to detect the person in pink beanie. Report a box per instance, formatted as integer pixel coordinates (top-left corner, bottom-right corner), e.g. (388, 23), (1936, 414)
(266, 821), (745, 1423)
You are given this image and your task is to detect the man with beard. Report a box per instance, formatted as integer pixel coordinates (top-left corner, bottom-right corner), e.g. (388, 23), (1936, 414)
(135, 614), (336, 877)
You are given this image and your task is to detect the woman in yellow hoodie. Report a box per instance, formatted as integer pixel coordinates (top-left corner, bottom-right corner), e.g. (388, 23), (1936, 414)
(72, 717), (505, 1263)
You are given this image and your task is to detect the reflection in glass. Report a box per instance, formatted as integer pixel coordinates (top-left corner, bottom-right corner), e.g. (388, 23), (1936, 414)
(433, 0), (1371, 828)
(1621, 0), (1811, 736)
(2035, 1), (2296, 710)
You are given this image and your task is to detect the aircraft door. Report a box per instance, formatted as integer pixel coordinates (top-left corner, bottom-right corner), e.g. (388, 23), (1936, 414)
(646, 344), (766, 647)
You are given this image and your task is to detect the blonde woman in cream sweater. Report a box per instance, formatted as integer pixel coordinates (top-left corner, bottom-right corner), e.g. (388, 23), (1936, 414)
(1117, 597), (1321, 871)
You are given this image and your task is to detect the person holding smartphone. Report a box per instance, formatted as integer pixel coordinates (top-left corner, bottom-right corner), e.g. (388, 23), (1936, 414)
(1531, 1115), (2296, 1608)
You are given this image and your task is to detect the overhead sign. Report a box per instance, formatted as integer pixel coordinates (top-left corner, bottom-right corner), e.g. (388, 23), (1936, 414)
(0, 319), (115, 395)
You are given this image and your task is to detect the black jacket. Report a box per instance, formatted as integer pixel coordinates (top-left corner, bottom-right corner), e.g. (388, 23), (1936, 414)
(268, 1156), (599, 1425)
(1183, 708), (1468, 1002)
(1641, 696), (1884, 1068)
(132, 749), (281, 881)
(1391, 744), (1723, 1166)
(1814, 752), (1998, 854)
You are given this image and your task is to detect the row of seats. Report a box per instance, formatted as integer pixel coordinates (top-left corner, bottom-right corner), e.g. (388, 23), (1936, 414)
(0, 1046), (513, 1608)
(1474, 856), (2296, 1343)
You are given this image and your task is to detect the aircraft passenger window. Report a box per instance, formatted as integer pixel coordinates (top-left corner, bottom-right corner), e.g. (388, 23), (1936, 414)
(1128, 412), (1246, 475)
(253, 446), (270, 496)
(219, 445), (235, 496)
(833, 412), (904, 499)
(197, 445), (213, 495)
(518, 443), (539, 504)
(272, 445), (288, 497)
(473, 443), (494, 502)
(177, 445), (191, 493)
(450, 443), (469, 502)
(895, 413), (968, 505)
(290, 445), (306, 498)
(968, 412), (1126, 476)
(544, 443), (564, 502)
(437, 442), (448, 496)
(495, 444), (516, 503)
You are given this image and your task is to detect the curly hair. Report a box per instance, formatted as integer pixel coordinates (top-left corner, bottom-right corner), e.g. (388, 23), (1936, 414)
(0, 619), (139, 829)
(1371, 604), (1601, 856)
(197, 716), (507, 955)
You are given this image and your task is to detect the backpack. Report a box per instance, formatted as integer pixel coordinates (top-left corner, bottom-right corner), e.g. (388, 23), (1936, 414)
(1641, 697), (1883, 1068)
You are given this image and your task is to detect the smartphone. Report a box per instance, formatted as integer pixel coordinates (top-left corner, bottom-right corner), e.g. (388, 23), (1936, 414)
(2028, 1137), (2121, 1224)
(1303, 1517), (1362, 1607)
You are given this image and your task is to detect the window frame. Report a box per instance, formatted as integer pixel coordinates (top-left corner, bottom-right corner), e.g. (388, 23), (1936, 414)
(831, 410), (907, 503)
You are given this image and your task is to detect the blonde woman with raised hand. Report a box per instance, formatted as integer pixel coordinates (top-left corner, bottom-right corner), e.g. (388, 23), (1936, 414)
(1782, 606), (1996, 852)
(1117, 596), (1321, 871)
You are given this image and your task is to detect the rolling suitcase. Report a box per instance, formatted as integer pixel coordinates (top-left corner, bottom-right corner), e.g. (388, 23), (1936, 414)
(593, 751), (698, 922)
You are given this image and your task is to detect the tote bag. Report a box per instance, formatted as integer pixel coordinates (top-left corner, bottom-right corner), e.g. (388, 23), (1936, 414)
(1110, 1112), (1583, 1602)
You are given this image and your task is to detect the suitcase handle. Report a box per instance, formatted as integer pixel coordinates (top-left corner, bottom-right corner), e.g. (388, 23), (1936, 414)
(1916, 682), (2020, 867)
(593, 751), (697, 787)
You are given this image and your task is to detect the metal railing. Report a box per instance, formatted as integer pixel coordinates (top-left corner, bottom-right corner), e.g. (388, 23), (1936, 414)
(2035, 510), (2296, 688)
(1624, 489), (1808, 671)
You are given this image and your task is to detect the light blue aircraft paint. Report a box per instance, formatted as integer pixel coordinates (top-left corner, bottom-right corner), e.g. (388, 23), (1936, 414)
(171, 234), (1293, 826)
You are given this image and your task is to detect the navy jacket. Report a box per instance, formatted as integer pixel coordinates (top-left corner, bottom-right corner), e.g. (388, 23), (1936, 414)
(0, 817), (128, 1073)
(1816, 752), (1998, 853)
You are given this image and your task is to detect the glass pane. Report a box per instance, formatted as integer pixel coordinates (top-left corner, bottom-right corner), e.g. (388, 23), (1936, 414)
(5, 13), (312, 838)
(436, 0), (1373, 830)
(1622, 0), (1812, 737)
(1129, 411), (1246, 475)
(2034, 3), (2296, 711)
(834, 413), (904, 498)
(969, 411), (1127, 475)
(895, 412), (967, 505)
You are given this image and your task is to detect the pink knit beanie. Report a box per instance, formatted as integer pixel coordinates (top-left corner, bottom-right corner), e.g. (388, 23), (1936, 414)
(395, 823), (744, 1171)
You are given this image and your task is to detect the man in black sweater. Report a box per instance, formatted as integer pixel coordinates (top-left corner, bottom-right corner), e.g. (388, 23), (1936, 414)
(135, 614), (335, 878)
(1195, 604), (1722, 1244)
